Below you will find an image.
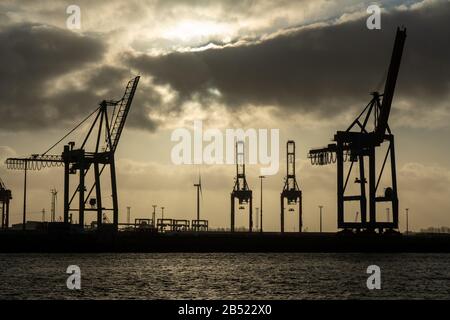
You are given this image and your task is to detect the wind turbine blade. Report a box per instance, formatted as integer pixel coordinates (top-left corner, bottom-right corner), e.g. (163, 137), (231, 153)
(199, 173), (203, 201)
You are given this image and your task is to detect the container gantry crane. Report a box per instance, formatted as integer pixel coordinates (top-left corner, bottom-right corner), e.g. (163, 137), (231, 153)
(6, 76), (140, 231)
(280, 140), (302, 233)
(308, 27), (406, 233)
(230, 141), (253, 232)
(0, 177), (12, 229)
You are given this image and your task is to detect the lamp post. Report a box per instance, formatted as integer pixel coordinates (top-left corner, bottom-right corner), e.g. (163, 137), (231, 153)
(259, 176), (265, 232)
(319, 205), (323, 233)
(255, 207), (259, 232)
(127, 206), (131, 224)
(161, 206), (165, 220)
(406, 208), (409, 235)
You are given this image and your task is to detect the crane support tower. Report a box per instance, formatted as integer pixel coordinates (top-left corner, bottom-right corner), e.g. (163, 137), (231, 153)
(280, 141), (302, 233)
(230, 141), (253, 232)
(308, 28), (406, 233)
(6, 76), (140, 231)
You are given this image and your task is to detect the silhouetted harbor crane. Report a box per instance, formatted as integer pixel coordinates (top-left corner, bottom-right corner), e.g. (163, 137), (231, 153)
(6, 76), (140, 231)
(308, 27), (406, 233)
(280, 141), (302, 233)
(230, 141), (253, 232)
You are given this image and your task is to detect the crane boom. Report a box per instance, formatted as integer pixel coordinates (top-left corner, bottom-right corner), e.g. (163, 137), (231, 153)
(375, 27), (406, 139)
(5, 155), (63, 170)
(107, 76), (140, 152)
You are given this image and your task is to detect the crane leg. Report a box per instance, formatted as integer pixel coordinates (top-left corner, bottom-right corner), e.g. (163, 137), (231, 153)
(94, 163), (102, 229)
(280, 195), (284, 233)
(230, 194), (235, 232)
(110, 157), (119, 230)
(249, 195), (253, 232)
(299, 192), (302, 233)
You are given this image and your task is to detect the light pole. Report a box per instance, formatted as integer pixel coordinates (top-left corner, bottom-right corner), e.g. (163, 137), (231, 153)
(152, 205), (157, 227)
(406, 208), (409, 234)
(255, 207), (259, 232)
(319, 205), (323, 233)
(259, 176), (265, 232)
(386, 207), (390, 222)
(161, 206), (165, 220)
(127, 206), (131, 224)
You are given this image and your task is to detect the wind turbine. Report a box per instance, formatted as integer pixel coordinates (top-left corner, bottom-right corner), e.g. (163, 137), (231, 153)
(193, 174), (203, 221)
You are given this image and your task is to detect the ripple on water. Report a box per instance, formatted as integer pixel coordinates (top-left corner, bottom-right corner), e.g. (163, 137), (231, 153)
(0, 253), (449, 299)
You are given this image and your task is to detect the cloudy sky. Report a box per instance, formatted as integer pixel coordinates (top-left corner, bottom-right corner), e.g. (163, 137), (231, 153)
(0, 0), (449, 231)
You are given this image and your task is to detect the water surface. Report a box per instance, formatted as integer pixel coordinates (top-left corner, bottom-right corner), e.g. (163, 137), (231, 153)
(0, 253), (449, 299)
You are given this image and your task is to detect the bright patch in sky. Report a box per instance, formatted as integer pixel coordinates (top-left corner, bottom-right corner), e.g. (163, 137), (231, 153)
(162, 20), (233, 43)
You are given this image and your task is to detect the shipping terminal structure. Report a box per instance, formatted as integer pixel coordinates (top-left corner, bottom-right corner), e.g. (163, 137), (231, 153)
(1, 27), (450, 253)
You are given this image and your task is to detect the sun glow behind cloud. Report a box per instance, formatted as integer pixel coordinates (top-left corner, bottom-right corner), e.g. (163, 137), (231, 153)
(162, 20), (234, 44)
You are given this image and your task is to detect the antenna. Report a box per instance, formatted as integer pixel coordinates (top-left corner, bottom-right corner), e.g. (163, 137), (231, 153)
(50, 188), (57, 223)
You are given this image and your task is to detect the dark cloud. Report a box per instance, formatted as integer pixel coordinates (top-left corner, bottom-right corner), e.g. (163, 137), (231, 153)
(80, 65), (160, 132)
(0, 11), (11, 27)
(0, 23), (105, 130)
(0, 23), (159, 133)
(125, 1), (450, 118)
(1, 1), (448, 135)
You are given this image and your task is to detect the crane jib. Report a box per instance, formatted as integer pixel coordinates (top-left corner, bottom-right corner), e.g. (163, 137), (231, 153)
(375, 27), (407, 140)
(108, 76), (140, 153)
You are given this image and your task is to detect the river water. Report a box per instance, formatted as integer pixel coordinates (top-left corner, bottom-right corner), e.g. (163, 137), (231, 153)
(0, 253), (449, 299)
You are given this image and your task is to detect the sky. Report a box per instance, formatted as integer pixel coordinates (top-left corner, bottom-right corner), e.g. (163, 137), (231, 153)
(0, 0), (449, 232)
